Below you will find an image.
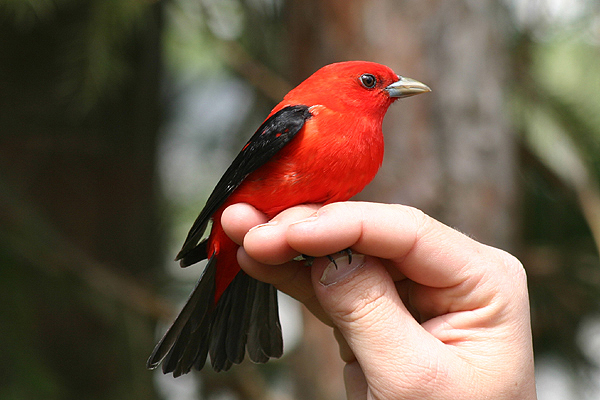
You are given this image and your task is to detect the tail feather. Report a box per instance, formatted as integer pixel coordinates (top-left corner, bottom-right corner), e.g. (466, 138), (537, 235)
(173, 322), (210, 376)
(247, 280), (283, 363)
(163, 322), (191, 375)
(146, 257), (217, 373)
(224, 273), (253, 364)
(208, 280), (235, 372)
(148, 254), (284, 375)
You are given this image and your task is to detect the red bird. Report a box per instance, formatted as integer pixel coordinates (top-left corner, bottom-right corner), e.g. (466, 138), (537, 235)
(147, 61), (430, 376)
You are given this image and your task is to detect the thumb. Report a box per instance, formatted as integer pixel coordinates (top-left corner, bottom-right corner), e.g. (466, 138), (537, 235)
(310, 253), (437, 394)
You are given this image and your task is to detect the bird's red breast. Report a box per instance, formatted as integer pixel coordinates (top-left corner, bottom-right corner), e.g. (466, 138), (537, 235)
(208, 61), (404, 300)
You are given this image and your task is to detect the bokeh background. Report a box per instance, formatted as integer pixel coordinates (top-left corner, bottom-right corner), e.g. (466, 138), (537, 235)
(1, 0), (600, 399)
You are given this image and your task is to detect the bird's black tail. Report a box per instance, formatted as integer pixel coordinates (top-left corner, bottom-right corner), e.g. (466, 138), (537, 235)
(147, 256), (283, 376)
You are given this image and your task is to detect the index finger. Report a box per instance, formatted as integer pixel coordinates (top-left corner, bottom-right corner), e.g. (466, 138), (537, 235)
(286, 201), (513, 289)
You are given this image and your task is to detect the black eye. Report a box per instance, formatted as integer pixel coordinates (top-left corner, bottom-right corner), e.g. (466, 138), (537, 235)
(359, 73), (377, 89)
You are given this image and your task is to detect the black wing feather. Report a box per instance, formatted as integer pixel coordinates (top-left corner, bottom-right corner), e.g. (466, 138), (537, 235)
(149, 106), (308, 375)
(176, 105), (312, 265)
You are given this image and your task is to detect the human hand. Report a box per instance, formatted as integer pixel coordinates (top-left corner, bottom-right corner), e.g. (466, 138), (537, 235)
(221, 201), (536, 399)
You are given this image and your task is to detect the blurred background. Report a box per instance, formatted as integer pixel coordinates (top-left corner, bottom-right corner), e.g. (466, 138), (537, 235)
(1, 0), (600, 399)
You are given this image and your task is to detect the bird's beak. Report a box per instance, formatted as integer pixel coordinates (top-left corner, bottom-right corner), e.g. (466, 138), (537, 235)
(385, 76), (431, 98)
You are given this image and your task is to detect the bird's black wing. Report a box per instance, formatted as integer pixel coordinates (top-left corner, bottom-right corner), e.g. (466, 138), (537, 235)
(176, 105), (312, 266)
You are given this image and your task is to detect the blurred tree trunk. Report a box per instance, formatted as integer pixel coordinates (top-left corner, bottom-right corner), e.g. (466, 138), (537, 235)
(426, 1), (517, 250)
(0, 2), (163, 399)
(285, 1), (516, 398)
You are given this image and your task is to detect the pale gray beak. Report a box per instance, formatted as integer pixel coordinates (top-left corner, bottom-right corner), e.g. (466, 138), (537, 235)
(385, 75), (431, 98)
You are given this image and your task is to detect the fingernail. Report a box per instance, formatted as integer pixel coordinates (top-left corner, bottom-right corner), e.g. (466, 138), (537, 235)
(320, 254), (365, 286)
(248, 220), (278, 232)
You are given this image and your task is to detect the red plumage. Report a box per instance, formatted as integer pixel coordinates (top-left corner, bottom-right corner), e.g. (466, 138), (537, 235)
(148, 61), (430, 375)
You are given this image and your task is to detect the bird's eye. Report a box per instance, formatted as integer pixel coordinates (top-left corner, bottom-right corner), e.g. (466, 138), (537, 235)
(359, 74), (377, 89)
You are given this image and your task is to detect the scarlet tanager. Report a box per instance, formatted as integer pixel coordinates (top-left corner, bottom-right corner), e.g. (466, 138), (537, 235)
(147, 61), (430, 376)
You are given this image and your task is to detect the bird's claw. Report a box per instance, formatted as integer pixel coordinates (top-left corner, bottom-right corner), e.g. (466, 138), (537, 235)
(328, 249), (352, 269)
(296, 249), (353, 269)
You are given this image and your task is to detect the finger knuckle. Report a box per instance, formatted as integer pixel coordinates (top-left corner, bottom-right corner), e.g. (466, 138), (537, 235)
(491, 247), (527, 285)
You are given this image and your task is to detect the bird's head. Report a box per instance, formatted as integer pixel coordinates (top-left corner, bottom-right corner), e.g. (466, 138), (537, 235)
(283, 61), (430, 118)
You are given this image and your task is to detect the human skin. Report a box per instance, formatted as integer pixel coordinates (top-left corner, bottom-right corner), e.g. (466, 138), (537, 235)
(221, 201), (537, 400)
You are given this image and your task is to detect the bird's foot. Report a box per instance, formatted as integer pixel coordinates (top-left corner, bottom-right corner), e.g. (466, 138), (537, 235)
(293, 254), (315, 266)
(295, 249), (353, 268)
